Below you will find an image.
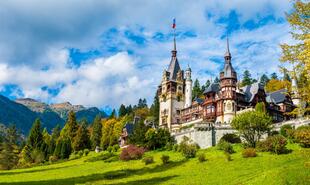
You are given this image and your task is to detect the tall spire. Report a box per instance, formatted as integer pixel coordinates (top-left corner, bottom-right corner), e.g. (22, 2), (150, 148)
(171, 29), (177, 57)
(226, 37), (230, 54)
(224, 36), (231, 62)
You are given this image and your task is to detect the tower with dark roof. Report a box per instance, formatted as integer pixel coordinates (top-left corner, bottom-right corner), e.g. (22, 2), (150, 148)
(217, 38), (238, 123)
(158, 34), (185, 131)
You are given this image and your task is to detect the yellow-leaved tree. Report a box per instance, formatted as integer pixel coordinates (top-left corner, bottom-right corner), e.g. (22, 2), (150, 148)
(280, 0), (310, 115)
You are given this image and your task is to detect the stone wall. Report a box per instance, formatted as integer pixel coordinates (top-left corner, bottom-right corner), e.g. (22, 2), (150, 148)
(173, 124), (236, 149)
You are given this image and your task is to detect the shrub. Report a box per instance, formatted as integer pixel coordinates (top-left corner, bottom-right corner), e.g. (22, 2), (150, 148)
(220, 133), (241, 143)
(280, 125), (293, 137)
(30, 149), (45, 164)
(49, 155), (58, 163)
(269, 130), (279, 136)
(224, 152), (232, 161)
(142, 156), (154, 165)
(78, 150), (84, 157)
(69, 153), (80, 160)
(112, 145), (120, 152)
(198, 153), (206, 162)
(179, 136), (198, 158)
(164, 142), (174, 151)
(107, 146), (113, 153)
(294, 128), (310, 148)
(217, 141), (235, 154)
(242, 148), (257, 158)
(83, 149), (90, 156)
(119, 145), (145, 161)
(161, 155), (170, 164)
(85, 152), (115, 162)
(258, 135), (287, 154)
(172, 144), (179, 152)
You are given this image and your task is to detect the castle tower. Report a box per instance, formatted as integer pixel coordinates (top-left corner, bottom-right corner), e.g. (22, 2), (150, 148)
(291, 77), (301, 107)
(158, 34), (185, 131)
(184, 66), (192, 108)
(217, 38), (237, 123)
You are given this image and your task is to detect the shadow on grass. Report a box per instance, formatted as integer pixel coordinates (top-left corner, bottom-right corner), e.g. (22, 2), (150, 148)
(0, 164), (79, 176)
(108, 175), (178, 185)
(0, 160), (186, 185)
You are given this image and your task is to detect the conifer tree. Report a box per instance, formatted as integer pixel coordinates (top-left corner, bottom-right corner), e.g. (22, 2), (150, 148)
(126, 105), (133, 115)
(49, 124), (61, 155)
(150, 94), (160, 125)
(40, 128), (51, 159)
(192, 79), (202, 100)
(109, 109), (116, 119)
(214, 77), (220, 83)
(63, 111), (78, 141)
(118, 104), (127, 117)
(90, 115), (102, 149)
(260, 74), (270, 86)
(241, 70), (255, 86)
(60, 138), (71, 159)
(0, 125), (19, 170)
(73, 120), (91, 151)
(27, 119), (43, 149)
(270, 72), (278, 80)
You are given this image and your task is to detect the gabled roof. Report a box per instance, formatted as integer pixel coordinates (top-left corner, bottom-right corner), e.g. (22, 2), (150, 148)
(123, 122), (134, 135)
(203, 83), (220, 94)
(193, 97), (204, 105)
(242, 82), (264, 102)
(167, 57), (181, 80)
(266, 89), (287, 104)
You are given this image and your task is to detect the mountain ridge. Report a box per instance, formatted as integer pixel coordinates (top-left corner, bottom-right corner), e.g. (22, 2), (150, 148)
(0, 95), (107, 134)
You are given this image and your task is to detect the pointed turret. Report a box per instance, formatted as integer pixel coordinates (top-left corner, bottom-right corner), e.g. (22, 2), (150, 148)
(221, 37), (236, 79)
(167, 32), (181, 80)
(224, 37), (232, 62)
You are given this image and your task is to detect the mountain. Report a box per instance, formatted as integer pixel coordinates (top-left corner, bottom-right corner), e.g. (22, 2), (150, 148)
(0, 95), (107, 134)
(50, 102), (107, 123)
(0, 95), (38, 134)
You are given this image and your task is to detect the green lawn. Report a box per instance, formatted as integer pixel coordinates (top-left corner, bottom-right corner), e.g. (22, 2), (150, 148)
(0, 144), (309, 185)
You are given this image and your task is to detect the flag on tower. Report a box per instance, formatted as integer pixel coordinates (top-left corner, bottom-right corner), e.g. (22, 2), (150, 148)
(172, 18), (176, 29)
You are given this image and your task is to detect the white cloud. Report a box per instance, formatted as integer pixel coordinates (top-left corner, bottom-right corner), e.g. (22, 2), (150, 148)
(0, 0), (295, 108)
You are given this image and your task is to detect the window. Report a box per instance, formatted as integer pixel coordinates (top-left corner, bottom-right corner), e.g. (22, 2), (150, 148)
(177, 95), (181, 102)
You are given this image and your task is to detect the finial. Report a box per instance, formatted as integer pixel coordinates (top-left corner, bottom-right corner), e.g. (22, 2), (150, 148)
(226, 36), (230, 53)
(224, 35), (231, 60)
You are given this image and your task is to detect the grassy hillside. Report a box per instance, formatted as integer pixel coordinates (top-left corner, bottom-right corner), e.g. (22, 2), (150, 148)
(0, 144), (309, 185)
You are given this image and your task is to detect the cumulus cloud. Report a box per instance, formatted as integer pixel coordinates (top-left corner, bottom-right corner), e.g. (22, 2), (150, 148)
(0, 0), (294, 108)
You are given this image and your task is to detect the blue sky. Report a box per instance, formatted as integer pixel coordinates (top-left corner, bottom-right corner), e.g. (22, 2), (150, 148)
(0, 0), (294, 110)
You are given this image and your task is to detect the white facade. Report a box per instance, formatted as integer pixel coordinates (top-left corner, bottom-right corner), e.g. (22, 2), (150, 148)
(184, 67), (192, 109)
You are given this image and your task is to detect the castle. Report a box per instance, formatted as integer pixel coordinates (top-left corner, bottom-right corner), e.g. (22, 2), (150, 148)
(158, 36), (298, 134)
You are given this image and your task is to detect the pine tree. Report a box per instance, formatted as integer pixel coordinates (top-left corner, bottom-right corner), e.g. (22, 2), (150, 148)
(128, 119), (148, 145)
(150, 93), (160, 125)
(126, 105), (133, 115)
(91, 115), (102, 150)
(60, 138), (71, 159)
(73, 120), (91, 151)
(241, 70), (255, 86)
(0, 125), (19, 170)
(40, 128), (51, 159)
(192, 79), (202, 100)
(109, 109), (116, 119)
(27, 119), (43, 149)
(63, 111), (78, 141)
(270, 72), (278, 80)
(214, 77), (220, 83)
(118, 104), (127, 117)
(49, 124), (61, 156)
(260, 74), (270, 86)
